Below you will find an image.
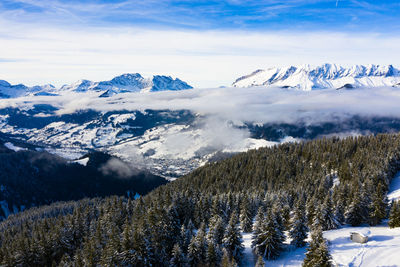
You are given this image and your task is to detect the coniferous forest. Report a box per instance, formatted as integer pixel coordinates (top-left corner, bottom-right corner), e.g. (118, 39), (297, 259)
(1, 133), (400, 266)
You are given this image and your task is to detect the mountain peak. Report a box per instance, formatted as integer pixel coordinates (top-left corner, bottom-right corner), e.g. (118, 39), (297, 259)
(232, 64), (400, 90)
(0, 73), (193, 99)
(0, 80), (11, 87)
(58, 73), (192, 95)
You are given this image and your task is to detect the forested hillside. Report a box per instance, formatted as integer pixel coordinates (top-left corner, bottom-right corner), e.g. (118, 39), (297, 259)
(1, 134), (400, 266)
(0, 143), (168, 219)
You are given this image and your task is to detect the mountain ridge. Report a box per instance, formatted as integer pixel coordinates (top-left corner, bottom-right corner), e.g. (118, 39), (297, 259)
(0, 73), (193, 98)
(233, 64), (400, 90)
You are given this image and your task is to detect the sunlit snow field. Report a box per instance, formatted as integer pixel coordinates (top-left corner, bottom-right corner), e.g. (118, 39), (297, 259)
(240, 172), (400, 267)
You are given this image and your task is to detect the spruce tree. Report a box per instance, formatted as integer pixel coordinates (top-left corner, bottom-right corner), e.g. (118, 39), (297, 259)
(320, 195), (338, 230)
(333, 197), (345, 226)
(252, 210), (283, 260)
(207, 214), (225, 245)
(187, 224), (207, 266)
(180, 224), (193, 253)
(289, 200), (308, 247)
(206, 240), (222, 266)
(306, 198), (317, 228)
(220, 248), (237, 267)
(222, 212), (244, 264)
(303, 227), (331, 267)
(170, 243), (187, 267)
(345, 193), (365, 226)
(369, 182), (387, 226)
(240, 198), (253, 233)
(389, 200), (400, 228)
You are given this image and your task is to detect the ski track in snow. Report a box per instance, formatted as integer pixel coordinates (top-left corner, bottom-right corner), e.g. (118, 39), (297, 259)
(239, 174), (400, 266)
(325, 224), (400, 267)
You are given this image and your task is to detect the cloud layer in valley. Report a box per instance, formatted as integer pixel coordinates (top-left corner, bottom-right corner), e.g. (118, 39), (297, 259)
(3, 86), (400, 125)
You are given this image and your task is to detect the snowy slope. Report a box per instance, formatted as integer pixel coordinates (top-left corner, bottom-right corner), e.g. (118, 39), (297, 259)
(0, 80), (29, 98)
(0, 108), (275, 178)
(242, 232), (307, 267)
(0, 74), (192, 99)
(325, 224), (400, 267)
(240, 172), (400, 267)
(388, 172), (400, 201)
(241, 224), (400, 267)
(233, 64), (400, 90)
(0, 80), (57, 98)
(59, 73), (192, 94)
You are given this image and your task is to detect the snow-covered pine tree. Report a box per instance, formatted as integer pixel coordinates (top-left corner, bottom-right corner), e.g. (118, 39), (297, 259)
(207, 214), (225, 245)
(369, 182), (387, 226)
(220, 248), (238, 267)
(170, 243), (187, 267)
(239, 197), (253, 233)
(100, 226), (120, 266)
(345, 191), (365, 226)
(333, 197), (345, 226)
(360, 183), (372, 221)
(252, 210), (283, 260)
(187, 223), (207, 266)
(320, 194), (339, 230)
(206, 239), (222, 266)
(281, 204), (291, 231)
(187, 235), (198, 266)
(289, 199), (308, 247)
(306, 197), (317, 228)
(273, 205), (286, 236)
(253, 206), (264, 233)
(116, 223), (141, 266)
(389, 200), (400, 228)
(302, 226), (331, 267)
(222, 212), (244, 264)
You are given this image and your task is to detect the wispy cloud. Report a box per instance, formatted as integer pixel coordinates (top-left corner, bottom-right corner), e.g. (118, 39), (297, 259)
(0, 0), (399, 31)
(0, 18), (399, 88)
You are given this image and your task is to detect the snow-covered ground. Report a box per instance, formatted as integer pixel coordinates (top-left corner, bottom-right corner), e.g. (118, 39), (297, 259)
(240, 173), (400, 267)
(325, 223), (400, 267)
(242, 224), (400, 267)
(241, 232), (306, 267)
(3, 142), (27, 152)
(242, 233), (256, 266)
(388, 172), (400, 201)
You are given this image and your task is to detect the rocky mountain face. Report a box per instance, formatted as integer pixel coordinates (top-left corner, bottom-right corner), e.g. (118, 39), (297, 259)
(233, 64), (400, 90)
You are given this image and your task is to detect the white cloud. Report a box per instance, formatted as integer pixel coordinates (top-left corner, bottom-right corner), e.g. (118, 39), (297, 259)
(3, 86), (400, 125)
(0, 18), (399, 88)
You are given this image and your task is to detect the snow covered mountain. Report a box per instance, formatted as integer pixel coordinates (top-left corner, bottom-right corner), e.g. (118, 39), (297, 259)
(0, 74), (192, 98)
(0, 80), (30, 98)
(59, 73), (192, 96)
(0, 80), (57, 98)
(233, 64), (400, 90)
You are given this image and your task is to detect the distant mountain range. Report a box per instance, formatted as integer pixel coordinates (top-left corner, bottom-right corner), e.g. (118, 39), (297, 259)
(2, 65), (400, 98)
(0, 73), (193, 98)
(233, 64), (400, 90)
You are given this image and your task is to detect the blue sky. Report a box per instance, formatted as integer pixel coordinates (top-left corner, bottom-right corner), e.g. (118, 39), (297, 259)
(1, 0), (399, 32)
(0, 0), (399, 87)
